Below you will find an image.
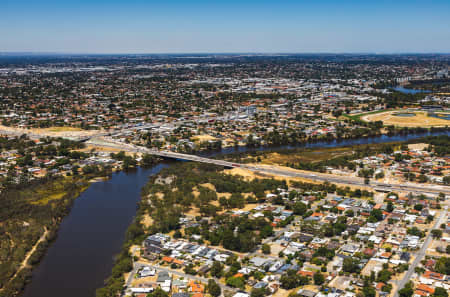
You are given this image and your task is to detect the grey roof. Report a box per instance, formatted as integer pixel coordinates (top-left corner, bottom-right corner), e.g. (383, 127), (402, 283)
(250, 256), (268, 267)
(297, 289), (316, 297)
(157, 271), (171, 282)
(254, 282), (268, 289)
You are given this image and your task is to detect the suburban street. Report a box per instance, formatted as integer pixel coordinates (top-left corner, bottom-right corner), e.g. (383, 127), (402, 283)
(131, 263), (238, 293)
(393, 205), (448, 297)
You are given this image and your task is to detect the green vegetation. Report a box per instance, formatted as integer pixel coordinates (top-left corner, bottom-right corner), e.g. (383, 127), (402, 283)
(433, 287), (448, 297)
(434, 257), (450, 275)
(398, 281), (414, 297)
(280, 269), (309, 289)
(342, 109), (389, 122)
(207, 279), (221, 297)
(0, 175), (94, 297)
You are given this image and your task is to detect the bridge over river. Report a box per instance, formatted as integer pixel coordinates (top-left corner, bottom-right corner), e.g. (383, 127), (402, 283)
(86, 138), (450, 197)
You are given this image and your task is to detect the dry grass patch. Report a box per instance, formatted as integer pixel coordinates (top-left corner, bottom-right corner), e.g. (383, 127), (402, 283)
(191, 134), (218, 142)
(259, 147), (353, 165)
(141, 214), (154, 228)
(363, 111), (449, 127)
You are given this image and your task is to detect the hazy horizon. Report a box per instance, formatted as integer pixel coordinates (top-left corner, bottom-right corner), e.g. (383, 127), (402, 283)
(2, 0), (450, 54)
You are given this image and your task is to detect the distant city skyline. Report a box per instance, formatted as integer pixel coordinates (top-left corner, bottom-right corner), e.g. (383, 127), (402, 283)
(1, 0), (450, 54)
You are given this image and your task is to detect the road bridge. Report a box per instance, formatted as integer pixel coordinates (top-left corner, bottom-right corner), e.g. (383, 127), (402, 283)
(2, 125), (449, 196)
(86, 139), (450, 196)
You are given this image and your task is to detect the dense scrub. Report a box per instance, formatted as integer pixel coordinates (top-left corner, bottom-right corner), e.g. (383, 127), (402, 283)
(0, 174), (102, 297)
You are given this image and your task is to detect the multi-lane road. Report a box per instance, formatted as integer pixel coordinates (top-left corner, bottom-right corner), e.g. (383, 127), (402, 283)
(86, 138), (450, 196)
(2, 124), (450, 196)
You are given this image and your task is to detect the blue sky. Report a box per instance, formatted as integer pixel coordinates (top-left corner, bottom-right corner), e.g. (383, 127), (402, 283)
(1, 0), (450, 53)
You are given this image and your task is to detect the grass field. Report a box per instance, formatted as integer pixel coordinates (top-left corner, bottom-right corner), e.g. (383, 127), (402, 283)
(342, 109), (390, 121)
(363, 110), (450, 127)
(258, 147), (354, 165)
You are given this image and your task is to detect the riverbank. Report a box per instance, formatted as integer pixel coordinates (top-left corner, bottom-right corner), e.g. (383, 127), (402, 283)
(19, 165), (168, 297)
(0, 173), (110, 297)
(15, 130), (450, 297)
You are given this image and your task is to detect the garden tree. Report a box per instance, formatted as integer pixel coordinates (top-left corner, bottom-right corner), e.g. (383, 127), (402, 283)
(415, 267), (425, 274)
(343, 257), (359, 273)
(147, 288), (169, 297)
(432, 287), (448, 297)
(377, 269), (392, 283)
(293, 201), (308, 215)
(362, 285), (376, 297)
(407, 226), (425, 237)
(434, 257), (450, 275)
(226, 276), (245, 289)
(280, 269), (309, 289)
(184, 264), (197, 275)
(387, 201), (394, 212)
(345, 209), (354, 217)
(313, 247), (335, 260)
(252, 270), (265, 281)
(447, 245), (450, 254)
(368, 209), (383, 222)
(382, 284), (393, 293)
(431, 229), (443, 239)
(262, 244), (271, 254)
(418, 174), (428, 183)
(207, 279), (221, 297)
(210, 261), (224, 278)
(443, 175), (450, 185)
(251, 288), (267, 297)
(313, 272), (325, 285)
(414, 204), (424, 211)
(398, 282), (414, 297)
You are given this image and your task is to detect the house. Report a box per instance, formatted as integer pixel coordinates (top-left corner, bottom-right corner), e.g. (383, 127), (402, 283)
(423, 271), (445, 281)
(189, 281), (205, 293)
(250, 256), (268, 267)
(157, 271), (171, 283)
(298, 270), (315, 278)
(139, 266), (156, 277)
(173, 293), (189, 297)
(233, 293), (250, 297)
(172, 279), (188, 290)
(341, 243), (359, 254)
(254, 282), (268, 289)
(415, 284), (435, 296)
(297, 289), (317, 297)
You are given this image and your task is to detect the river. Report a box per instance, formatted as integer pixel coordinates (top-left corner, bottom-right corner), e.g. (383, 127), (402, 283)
(21, 164), (168, 297)
(20, 131), (449, 297)
(393, 86), (431, 94)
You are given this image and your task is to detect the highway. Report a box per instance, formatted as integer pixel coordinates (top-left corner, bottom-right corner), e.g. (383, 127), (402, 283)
(393, 206), (448, 297)
(3, 124), (450, 196)
(86, 138), (450, 196)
